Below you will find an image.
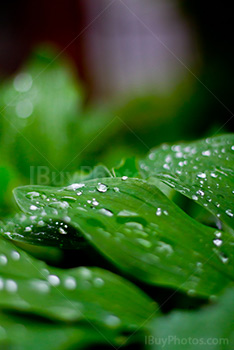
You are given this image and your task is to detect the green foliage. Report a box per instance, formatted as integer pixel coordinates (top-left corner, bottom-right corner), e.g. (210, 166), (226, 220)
(9, 177), (234, 297)
(1, 134), (234, 348)
(0, 48), (234, 350)
(150, 287), (234, 349)
(140, 134), (234, 231)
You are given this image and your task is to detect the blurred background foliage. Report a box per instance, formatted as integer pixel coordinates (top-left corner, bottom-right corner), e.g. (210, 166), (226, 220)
(0, 1), (233, 215)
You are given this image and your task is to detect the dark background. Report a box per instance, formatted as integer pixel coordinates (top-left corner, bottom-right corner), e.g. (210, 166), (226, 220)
(1, 0), (233, 134)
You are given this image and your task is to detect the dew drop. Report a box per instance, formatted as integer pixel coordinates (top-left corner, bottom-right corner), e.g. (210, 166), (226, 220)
(156, 208), (162, 216)
(96, 183), (108, 193)
(31, 280), (50, 293)
(48, 275), (60, 286)
(26, 191), (40, 199)
(64, 276), (76, 290)
(5, 280), (18, 293)
(104, 315), (121, 328)
(99, 208), (114, 217)
(58, 227), (67, 235)
(0, 254), (8, 266)
(210, 172), (218, 178)
(66, 183), (85, 191)
(226, 209), (233, 217)
(197, 189), (205, 196)
(118, 209), (139, 218)
(93, 277), (105, 287)
(197, 172), (206, 179)
(49, 201), (69, 209)
(125, 222), (143, 230)
(136, 238), (152, 248)
(30, 205), (38, 211)
(11, 251), (20, 261)
(213, 239), (223, 247)
(79, 267), (92, 279)
(202, 150), (211, 156)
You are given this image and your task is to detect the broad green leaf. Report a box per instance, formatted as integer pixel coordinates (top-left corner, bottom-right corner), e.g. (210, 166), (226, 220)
(0, 238), (155, 329)
(139, 134), (234, 230)
(149, 287), (234, 349)
(13, 178), (234, 297)
(0, 312), (121, 350)
(0, 213), (88, 249)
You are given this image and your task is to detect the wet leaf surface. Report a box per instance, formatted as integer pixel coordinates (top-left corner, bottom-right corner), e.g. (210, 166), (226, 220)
(12, 177), (234, 297)
(139, 134), (234, 231)
(0, 238), (155, 329)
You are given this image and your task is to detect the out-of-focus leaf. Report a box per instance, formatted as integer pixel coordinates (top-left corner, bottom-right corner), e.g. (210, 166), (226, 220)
(139, 134), (234, 230)
(0, 47), (83, 176)
(0, 238), (155, 328)
(113, 158), (139, 178)
(13, 178), (234, 297)
(149, 287), (234, 349)
(0, 312), (120, 350)
(69, 165), (113, 184)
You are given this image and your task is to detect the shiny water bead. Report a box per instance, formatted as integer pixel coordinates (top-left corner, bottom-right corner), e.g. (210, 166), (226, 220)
(156, 208), (162, 216)
(30, 205), (38, 211)
(48, 275), (60, 286)
(226, 209), (233, 217)
(136, 238), (152, 248)
(0, 254), (8, 266)
(96, 183), (108, 193)
(197, 172), (206, 179)
(5, 279), (18, 293)
(58, 227), (67, 235)
(118, 210), (138, 217)
(48, 201), (69, 209)
(93, 277), (105, 287)
(202, 150), (211, 156)
(64, 276), (77, 290)
(11, 251), (20, 261)
(79, 267), (92, 279)
(104, 315), (121, 328)
(66, 183), (85, 191)
(99, 208), (114, 217)
(213, 239), (223, 247)
(121, 176), (128, 181)
(26, 191), (40, 199)
(31, 280), (50, 293)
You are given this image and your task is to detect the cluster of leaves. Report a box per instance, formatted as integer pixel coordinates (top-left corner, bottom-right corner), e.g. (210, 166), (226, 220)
(0, 134), (234, 349)
(0, 45), (205, 217)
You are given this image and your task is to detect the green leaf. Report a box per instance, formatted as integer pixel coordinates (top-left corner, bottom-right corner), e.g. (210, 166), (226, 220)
(150, 287), (234, 349)
(0, 312), (120, 350)
(139, 134), (234, 230)
(1, 213), (88, 249)
(0, 237), (155, 328)
(13, 178), (234, 297)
